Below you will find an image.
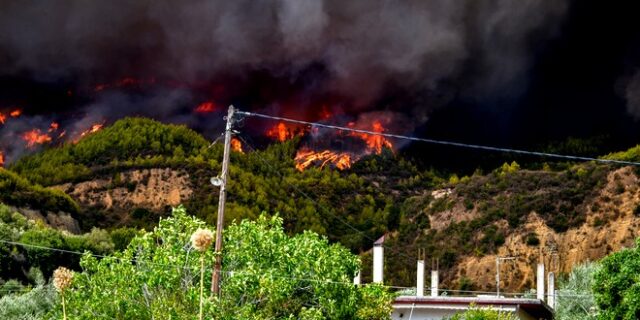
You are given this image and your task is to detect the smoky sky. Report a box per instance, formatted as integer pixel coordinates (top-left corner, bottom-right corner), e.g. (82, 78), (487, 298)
(1, 0), (640, 166)
(0, 0), (567, 106)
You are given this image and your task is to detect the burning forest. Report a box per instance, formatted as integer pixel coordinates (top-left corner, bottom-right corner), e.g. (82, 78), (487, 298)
(0, 0), (584, 169)
(262, 118), (396, 171)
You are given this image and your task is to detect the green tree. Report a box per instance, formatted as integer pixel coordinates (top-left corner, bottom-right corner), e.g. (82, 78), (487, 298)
(593, 238), (640, 319)
(46, 206), (393, 319)
(554, 261), (599, 320)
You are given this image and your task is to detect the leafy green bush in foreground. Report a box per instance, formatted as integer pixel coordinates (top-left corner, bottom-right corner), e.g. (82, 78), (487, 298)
(44, 206), (393, 319)
(593, 238), (640, 319)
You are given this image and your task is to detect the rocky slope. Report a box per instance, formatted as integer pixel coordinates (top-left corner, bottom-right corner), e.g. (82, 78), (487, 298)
(52, 168), (193, 229)
(445, 166), (640, 292)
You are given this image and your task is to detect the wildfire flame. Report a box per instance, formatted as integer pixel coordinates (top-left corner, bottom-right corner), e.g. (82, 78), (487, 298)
(74, 123), (104, 142)
(351, 121), (393, 154)
(0, 151), (4, 167)
(48, 122), (59, 132)
(295, 149), (352, 171)
(0, 108), (22, 124)
(292, 120), (394, 171)
(266, 122), (302, 142)
(22, 129), (52, 148)
(194, 101), (216, 113)
(231, 137), (243, 153)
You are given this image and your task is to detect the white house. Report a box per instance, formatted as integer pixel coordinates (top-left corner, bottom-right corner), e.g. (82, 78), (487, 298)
(367, 236), (555, 320)
(391, 296), (553, 320)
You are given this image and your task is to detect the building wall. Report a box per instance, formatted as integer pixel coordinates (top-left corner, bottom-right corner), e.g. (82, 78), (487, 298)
(391, 304), (522, 320)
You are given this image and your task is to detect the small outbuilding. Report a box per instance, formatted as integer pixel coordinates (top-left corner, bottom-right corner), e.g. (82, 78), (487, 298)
(392, 295), (553, 320)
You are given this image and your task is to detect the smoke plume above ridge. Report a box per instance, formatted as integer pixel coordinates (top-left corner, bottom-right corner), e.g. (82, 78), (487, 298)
(0, 0), (570, 162)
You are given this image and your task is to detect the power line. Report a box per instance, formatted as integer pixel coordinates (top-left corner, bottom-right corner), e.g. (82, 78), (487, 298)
(0, 238), (413, 291)
(1, 238), (597, 298)
(236, 110), (640, 166)
(0, 239), (201, 272)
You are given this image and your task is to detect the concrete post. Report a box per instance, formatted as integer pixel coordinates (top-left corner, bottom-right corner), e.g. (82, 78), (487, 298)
(373, 244), (384, 283)
(536, 263), (545, 301)
(416, 260), (424, 297)
(431, 270), (439, 297)
(547, 272), (555, 309)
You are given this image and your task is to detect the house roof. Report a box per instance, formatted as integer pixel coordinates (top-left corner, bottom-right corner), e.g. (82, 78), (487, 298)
(393, 296), (553, 319)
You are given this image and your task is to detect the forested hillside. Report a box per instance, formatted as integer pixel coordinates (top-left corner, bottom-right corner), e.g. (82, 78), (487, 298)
(5, 117), (640, 292)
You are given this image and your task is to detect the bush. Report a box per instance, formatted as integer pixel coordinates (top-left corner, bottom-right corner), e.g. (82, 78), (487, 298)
(0, 268), (56, 319)
(46, 206), (394, 319)
(593, 238), (640, 319)
(525, 233), (540, 246)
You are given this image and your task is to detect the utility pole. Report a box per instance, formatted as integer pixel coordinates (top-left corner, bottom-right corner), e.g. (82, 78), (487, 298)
(496, 256), (516, 297)
(211, 105), (235, 295)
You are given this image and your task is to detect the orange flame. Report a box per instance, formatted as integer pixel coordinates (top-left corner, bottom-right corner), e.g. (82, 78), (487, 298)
(266, 122), (301, 142)
(10, 109), (21, 117)
(48, 122), (59, 132)
(195, 101), (216, 113)
(231, 138), (244, 153)
(22, 129), (52, 148)
(351, 121), (393, 154)
(295, 149), (352, 171)
(74, 122), (104, 142)
(0, 112), (5, 124)
(0, 151), (4, 167)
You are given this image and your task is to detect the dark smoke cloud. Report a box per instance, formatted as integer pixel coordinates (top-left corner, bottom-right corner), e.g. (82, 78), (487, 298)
(0, 0), (569, 161)
(622, 70), (640, 119)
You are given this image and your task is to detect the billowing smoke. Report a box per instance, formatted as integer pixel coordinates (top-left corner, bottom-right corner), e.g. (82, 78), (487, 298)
(0, 0), (569, 162)
(622, 70), (640, 119)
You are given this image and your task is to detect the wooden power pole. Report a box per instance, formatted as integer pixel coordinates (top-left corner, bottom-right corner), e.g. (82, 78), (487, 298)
(211, 105), (235, 295)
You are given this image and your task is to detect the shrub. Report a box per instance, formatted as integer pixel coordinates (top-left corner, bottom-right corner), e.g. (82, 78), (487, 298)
(525, 233), (540, 246)
(46, 206), (394, 319)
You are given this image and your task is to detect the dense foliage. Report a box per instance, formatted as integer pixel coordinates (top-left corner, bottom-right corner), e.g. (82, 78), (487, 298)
(44, 206), (393, 319)
(0, 268), (56, 320)
(593, 238), (640, 319)
(555, 262), (599, 320)
(0, 169), (79, 214)
(3, 118), (624, 290)
(11, 118), (215, 186)
(10, 117), (434, 255)
(383, 161), (609, 286)
(0, 203), (137, 282)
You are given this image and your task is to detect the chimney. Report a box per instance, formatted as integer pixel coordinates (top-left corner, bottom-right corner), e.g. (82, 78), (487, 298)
(373, 235), (385, 283)
(536, 263), (545, 301)
(353, 271), (361, 285)
(547, 272), (555, 309)
(430, 270), (439, 297)
(416, 260), (424, 297)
